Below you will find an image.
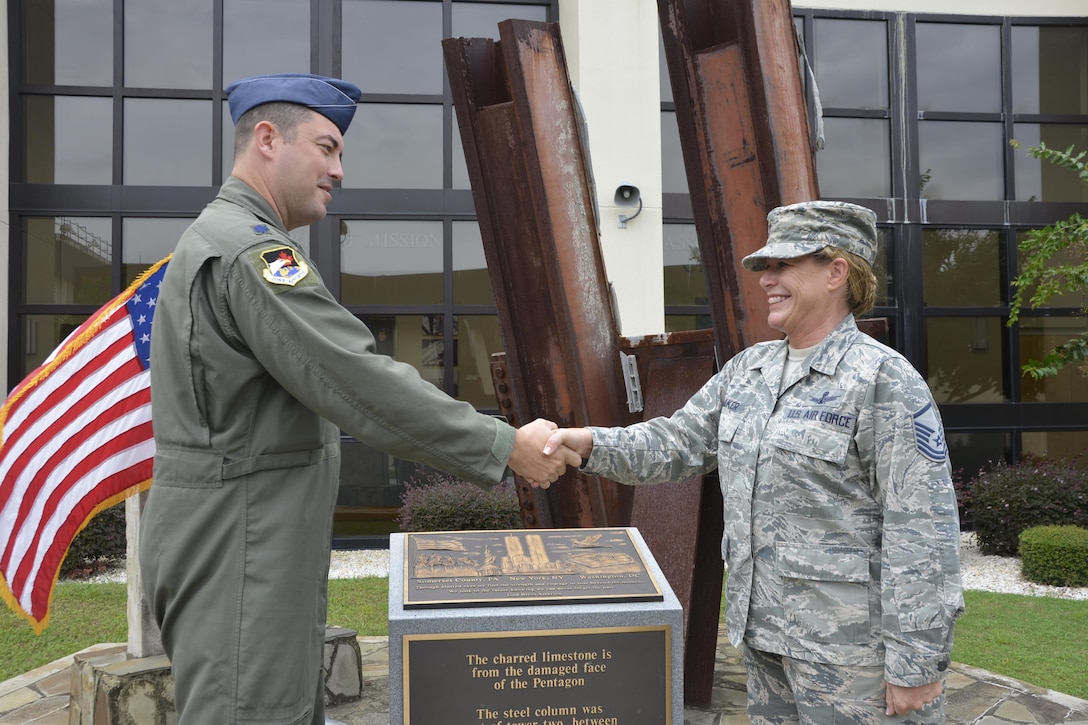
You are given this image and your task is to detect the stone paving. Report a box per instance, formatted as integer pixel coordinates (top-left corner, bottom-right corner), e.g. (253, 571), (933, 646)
(6, 634), (1087, 724)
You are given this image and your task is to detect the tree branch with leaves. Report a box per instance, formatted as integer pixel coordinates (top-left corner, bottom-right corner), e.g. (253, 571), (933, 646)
(1007, 141), (1088, 379)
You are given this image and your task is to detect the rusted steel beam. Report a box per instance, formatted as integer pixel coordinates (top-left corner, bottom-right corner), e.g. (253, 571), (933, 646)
(444, 21), (633, 529)
(658, 0), (819, 359)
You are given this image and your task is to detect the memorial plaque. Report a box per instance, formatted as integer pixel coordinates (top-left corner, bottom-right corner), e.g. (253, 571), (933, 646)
(402, 527), (663, 607)
(405, 625), (671, 725)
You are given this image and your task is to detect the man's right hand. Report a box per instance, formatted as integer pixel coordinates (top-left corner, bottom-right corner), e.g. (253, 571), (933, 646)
(508, 419), (582, 488)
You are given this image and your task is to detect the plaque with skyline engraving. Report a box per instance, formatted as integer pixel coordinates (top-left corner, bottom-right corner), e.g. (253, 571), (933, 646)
(401, 527), (663, 607)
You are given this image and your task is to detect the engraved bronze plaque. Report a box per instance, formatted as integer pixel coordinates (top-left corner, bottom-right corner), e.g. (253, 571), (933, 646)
(404, 626), (672, 724)
(402, 527), (663, 607)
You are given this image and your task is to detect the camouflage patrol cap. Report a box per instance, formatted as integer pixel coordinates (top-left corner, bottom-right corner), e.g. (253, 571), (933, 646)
(742, 200), (877, 271)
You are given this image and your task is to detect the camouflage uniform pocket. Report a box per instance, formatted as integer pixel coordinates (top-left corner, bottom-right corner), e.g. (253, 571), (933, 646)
(777, 543), (873, 645)
(888, 546), (944, 632)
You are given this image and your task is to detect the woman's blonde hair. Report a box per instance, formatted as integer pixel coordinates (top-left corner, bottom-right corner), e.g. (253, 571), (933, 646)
(814, 246), (877, 316)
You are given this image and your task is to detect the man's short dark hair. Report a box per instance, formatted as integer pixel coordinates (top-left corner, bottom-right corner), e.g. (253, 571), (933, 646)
(233, 102), (315, 160)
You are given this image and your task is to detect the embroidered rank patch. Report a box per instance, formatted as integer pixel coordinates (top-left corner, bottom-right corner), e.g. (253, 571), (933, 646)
(912, 403), (948, 462)
(260, 246), (309, 286)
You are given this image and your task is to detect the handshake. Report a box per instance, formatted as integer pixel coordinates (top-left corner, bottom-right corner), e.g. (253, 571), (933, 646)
(507, 419), (594, 489)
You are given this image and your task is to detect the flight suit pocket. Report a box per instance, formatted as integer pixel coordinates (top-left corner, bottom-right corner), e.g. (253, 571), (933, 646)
(777, 543), (872, 645)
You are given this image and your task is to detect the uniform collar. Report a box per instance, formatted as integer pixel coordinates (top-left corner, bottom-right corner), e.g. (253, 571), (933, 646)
(749, 313), (859, 376)
(218, 176), (289, 235)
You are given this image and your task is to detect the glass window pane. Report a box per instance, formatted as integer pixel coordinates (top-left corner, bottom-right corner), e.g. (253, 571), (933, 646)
(661, 111), (688, 195)
(663, 223), (706, 307)
(124, 99), (212, 186)
(25, 0), (113, 86)
(945, 431), (1011, 483)
(24, 96), (112, 184)
(1012, 26), (1088, 116)
(124, 0), (212, 89)
(21, 313), (92, 378)
(1012, 124), (1088, 203)
(343, 104), (442, 189)
(1022, 431), (1088, 464)
(223, 0), (310, 85)
(455, 315), (504, 408)
(1014, 229), (1088, 310)
(23, 216), (112, 305)
(916, 23), (1001, 113)
(926, 317), (1008, 404)
(814, 18), (888, 109)
(340, 220), (443, 305)
(452, 221), (495, 305)
(451, 2), (549, 39)
(816, 118), (890, 198)
(344, 0), (443, 95)
(1018, 317), (1088, 403)
(922, 229), (1003, 307)
(122, 218), (195, 284)
(918, 121), (1004, 201)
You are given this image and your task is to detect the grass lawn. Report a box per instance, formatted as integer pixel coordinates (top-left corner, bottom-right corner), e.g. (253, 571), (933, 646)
(2, 580), (1086, 701)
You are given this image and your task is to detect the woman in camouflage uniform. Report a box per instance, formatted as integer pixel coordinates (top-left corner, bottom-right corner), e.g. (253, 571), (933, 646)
(544, 201), (964, 724)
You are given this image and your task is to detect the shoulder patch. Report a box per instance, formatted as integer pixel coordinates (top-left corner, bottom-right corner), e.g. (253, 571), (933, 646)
(912, 403), (947, 462)
(259, 246), (309, 287)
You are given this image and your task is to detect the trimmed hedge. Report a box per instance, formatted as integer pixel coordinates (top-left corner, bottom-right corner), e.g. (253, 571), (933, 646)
(971, 458), (1088, 556)
(60, 501), (127, 578)
(397, 471), (522, 532)
(1019, 525), (1088, 587)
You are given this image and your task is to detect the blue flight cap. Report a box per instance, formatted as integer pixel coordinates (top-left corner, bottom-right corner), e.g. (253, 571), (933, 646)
(225, 73), (362, 135)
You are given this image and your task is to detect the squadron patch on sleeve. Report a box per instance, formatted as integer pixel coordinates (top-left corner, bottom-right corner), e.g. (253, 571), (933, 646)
(259, 246), (309, 287)
(912, 402), (948, 462)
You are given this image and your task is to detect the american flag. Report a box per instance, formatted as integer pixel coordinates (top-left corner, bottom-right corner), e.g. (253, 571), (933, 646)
(0, 256), (169, 633)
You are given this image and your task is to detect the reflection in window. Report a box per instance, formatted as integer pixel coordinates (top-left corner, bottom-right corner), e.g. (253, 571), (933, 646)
(945, 431), (1010, 482)
(342, 104), (443, 189)
(922, 229), (1003, 307)
(1012, 124), (1088, 203)
(816, 118), (890, 198)
(24, 96), (112, 185)
(124, 0), (212, 89)
(340, 220), (443, 305)
(916, 23), (1001, 113)
(451, 2), (549, 39)
(21, 313), (92, 378)
(23, 217), (112, 305)
(24, 0), (112, 86)
(814, 18), (888, 109)
(1012, 26), (1088, 116)
(452, 222), (495, 306)
(663, 223), (705, 307)
(661, 111), (688, 194)
(122, 218), (195, 284)
(1022, 431), (1088, 466)
(1018, 317), (1088, 403)
(124, 100), (212, 186)
(926, 317), (1008, 404)
(344, 0), (443, 95)
(872, 228), (894, 308)
(918, 121), (1003, 200)
(223, 0), (310, 84)
(455, 316), (504, 408)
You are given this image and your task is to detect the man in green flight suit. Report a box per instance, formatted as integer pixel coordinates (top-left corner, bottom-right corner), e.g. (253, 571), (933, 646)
(139, 73), (578, 725)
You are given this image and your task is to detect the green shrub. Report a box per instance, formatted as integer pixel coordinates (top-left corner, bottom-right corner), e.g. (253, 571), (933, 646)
(396, 471), (522, 532)
(61, 501), (127, 578)
(1019, 525), (1088, 587)
(971, 458), (1087, 556)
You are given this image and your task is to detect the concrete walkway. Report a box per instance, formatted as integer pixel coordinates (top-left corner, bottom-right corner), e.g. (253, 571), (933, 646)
(4, 634), (1088, 724)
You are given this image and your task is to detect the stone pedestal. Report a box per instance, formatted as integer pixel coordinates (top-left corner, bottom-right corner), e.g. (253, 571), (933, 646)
(67, 628), (362, 724)
(389, 527), (685, 725)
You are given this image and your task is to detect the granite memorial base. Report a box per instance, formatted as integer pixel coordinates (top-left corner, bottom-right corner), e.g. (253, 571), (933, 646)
(389, 527), (684, 725)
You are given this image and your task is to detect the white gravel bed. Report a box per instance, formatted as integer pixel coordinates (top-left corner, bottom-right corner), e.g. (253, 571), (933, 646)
(70, 533), (1088, 600)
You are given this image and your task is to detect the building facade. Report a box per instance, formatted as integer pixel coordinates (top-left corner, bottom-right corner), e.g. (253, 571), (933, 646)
(4, 0), (1087, 537)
